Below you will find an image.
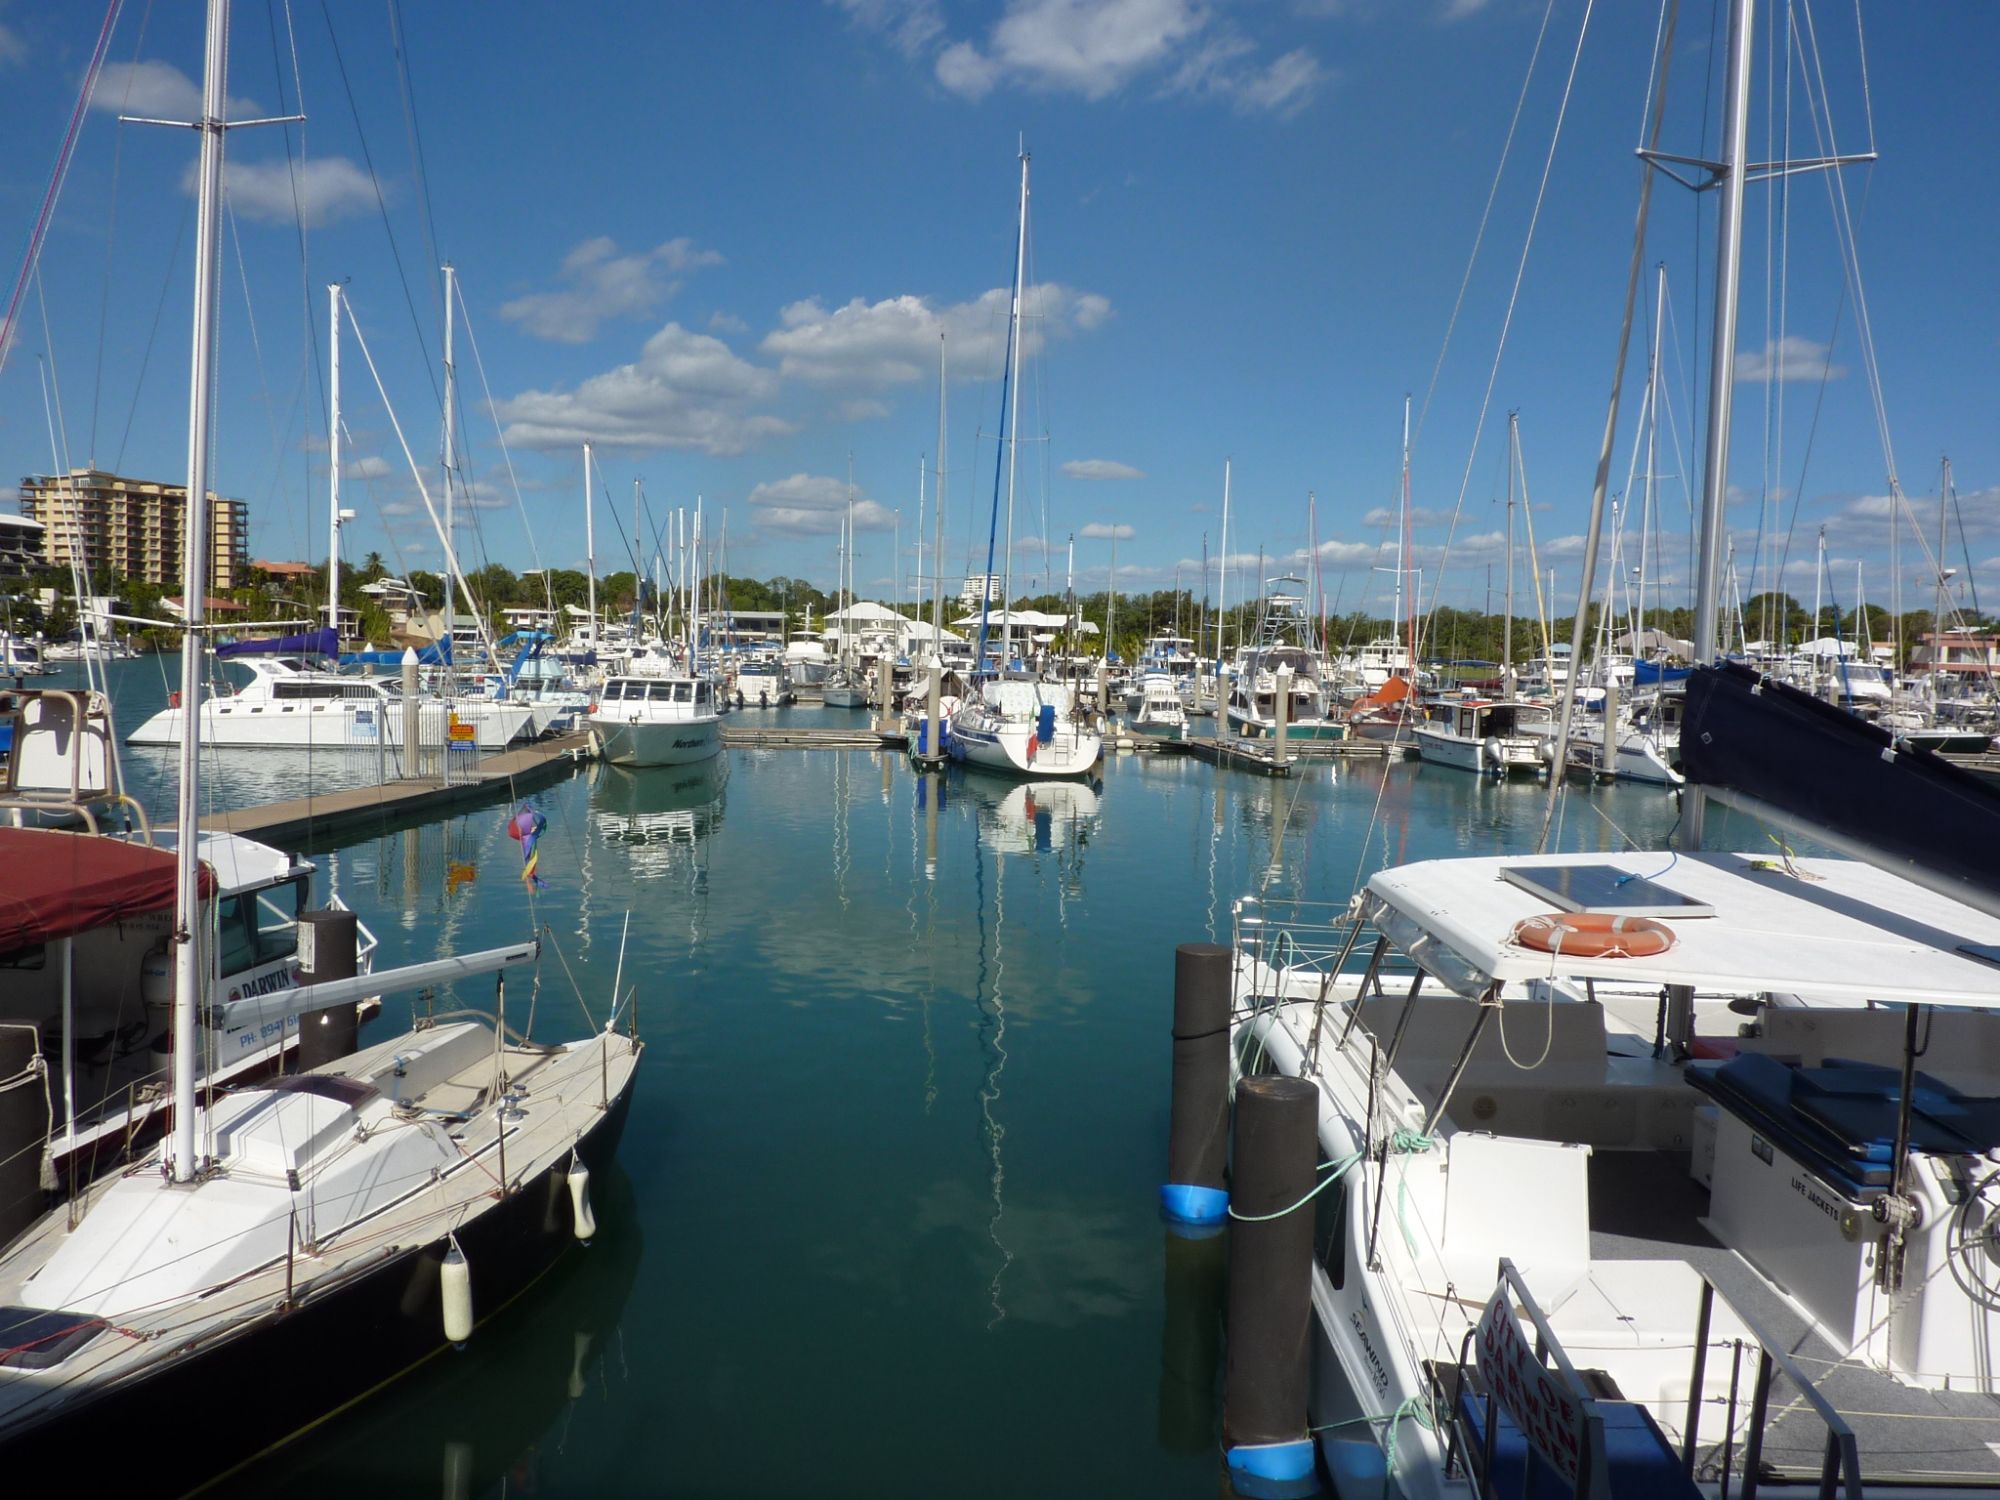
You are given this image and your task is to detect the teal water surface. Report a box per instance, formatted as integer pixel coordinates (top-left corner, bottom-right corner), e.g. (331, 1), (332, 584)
(46, 660), (1749, 1496)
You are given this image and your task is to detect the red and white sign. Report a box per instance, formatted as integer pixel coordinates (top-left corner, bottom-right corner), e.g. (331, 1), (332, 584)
(1475, 1284), (1585, 1488)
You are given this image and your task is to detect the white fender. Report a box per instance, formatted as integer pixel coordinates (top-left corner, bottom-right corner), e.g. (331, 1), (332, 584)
(441, 1241), (474, 1345)
(569, 1162), (597, 1241)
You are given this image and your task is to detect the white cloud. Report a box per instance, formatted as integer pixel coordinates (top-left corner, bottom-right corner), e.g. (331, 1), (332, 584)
(1062, 458), (1142, 481)
(1163, 37), (1326, 115)
(1362, 505), (1450, 527)
(94, 60), (259, 120)
(1735, 335), (1844, 384)
(708, 310), (749, 335)
(832, 0), (945, 57)
(380, 501), (417, 518)
(1079, 521), (1134, 540)
(1442, 0), (1490, 17)
(502, 236), (724, 344)
(187, 156), (377, 228)
(762, 282), (1110, 389)
(746, 472), (895, 535)
(873, 0), (1327, 114)
(346, 455), (393, 480)
(940, 0), (1205, 101)
(837, 398), (892, 421)
(498, 322), (790, 455)
(0, 25), (25, 67)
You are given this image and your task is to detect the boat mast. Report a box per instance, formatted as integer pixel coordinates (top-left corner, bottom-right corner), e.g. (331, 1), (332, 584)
(327, 282), (340, 644)
(170, 0), (232, 1183)
(1683, 0), (1756, 847)
(1217, 459), (1231, 710)
(441, 263), (456, 590)
(932, 333), (947, 649)
(999, 148), (1029, 671)
(1503, 413), (1517, 696)
(583, 443), (595, 657)
(1400, 394), (1413, 674)
(1638, 263), (1663, 650)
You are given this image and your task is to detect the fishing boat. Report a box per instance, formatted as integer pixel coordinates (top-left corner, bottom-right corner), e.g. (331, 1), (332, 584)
(947, 151), (1104, 781)
(1226, 580), (1344, 741)
(732, 651), (792, 708)
(1128, 676), (1188, 741)
(1412, 695), (1553, 776)
(587, 674), (723, 766)
(0, 12), (641, 1488)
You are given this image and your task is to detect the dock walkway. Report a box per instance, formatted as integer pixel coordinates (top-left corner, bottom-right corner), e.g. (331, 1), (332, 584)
(721, 724), (906, 750)
(199, 732), (595, 848)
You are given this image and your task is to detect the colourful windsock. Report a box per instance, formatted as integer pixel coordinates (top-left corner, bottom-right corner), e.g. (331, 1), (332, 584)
(507, 803), (549, 891)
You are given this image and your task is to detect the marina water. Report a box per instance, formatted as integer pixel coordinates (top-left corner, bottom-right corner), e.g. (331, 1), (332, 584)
(57, 659), (1730, 1495)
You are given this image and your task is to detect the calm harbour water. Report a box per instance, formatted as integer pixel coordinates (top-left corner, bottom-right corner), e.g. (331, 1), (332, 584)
(42, 658), (1752, 1497)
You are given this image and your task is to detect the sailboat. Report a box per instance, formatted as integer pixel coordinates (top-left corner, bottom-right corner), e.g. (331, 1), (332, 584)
(0, 11), (641, 1489)
(1213, 5), (1998, 1495)
(946, 150), (1103, 781)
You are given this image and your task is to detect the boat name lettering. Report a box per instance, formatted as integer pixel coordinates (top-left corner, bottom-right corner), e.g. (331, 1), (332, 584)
(229, 968), (295, 1003)
(1348, 1310), (1391, 1396)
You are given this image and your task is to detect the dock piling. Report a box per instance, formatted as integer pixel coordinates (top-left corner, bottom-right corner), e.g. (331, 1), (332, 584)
(1163, 942), (1232, 1228)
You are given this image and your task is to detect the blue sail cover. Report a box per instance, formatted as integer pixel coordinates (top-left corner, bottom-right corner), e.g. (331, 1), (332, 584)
(341, 639), (453, 667)
(1633, 660), (1692, 687)
(216, 627), (337, 659)
(1680, 661), (2000, 905)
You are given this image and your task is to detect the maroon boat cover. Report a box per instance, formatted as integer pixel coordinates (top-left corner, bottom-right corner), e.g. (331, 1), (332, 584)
(0, 830), (215, 951)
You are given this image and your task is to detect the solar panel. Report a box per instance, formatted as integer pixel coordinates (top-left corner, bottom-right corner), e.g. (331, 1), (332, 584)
(1500, 863), (1715, 919)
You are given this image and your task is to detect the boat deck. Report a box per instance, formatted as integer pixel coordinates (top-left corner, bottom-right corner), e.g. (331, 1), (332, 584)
(1587, 1151), (2000, 1487)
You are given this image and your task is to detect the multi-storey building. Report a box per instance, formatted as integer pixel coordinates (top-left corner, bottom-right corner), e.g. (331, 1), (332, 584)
(18, 468), (249, 591)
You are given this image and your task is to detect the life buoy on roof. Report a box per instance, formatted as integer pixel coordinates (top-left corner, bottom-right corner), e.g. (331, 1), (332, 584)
(1510, 911), (1676, 960)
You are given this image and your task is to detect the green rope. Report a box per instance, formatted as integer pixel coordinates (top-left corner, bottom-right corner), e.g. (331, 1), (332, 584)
(1227, 1151), (1363, 1222)
(1309, 1393), (1436, 1499)
(1388, 1130), (1436, 1257)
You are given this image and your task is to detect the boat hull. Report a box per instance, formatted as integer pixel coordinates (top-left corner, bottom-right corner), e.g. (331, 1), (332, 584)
(128, 698), (531, 752)
(588, 714), (721, 767)
(1413, 726), (1547, 776)
(1227, 709), (1346, 741)
(822, 685), (867, 708)
(947, 720), (1102, 779)
(0, 1068), (635, 1497)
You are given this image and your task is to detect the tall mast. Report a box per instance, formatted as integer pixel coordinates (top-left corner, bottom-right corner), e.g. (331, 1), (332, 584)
(932, 333), (947, 647)
(1399, 394), (1413, 671)
(1217, 458), (1232, 677)
(1684, 0), (1756, 846)
(441, 263), (456, 599)
(1503, 411), (1516, 695)
(999, 148), (1029, 669)
(170, 0), (231, 1182)
(583, 443), (595, 655)
(327, 282), (340, 643)
(1639, 263), (1664, 648)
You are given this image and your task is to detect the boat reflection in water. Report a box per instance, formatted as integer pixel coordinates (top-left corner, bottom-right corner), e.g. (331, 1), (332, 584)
(589, 757), (729, 879)
(207, 1167), (645, 1499)
(963, 774), (1102, 860)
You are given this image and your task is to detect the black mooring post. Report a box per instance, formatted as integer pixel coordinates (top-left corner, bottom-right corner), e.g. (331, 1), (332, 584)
(1162, 942), (1232, 1227)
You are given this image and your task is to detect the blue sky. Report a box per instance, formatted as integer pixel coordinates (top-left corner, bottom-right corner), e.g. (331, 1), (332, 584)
(2, 1), (1996, 629)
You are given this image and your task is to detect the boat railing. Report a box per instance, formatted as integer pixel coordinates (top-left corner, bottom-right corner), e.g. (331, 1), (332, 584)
(1231, 894), (1418, 987)
(1439, 1259), (1861, 1500)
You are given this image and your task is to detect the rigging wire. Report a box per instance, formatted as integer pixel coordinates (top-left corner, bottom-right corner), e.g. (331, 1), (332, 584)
(89, 0), (153, 466)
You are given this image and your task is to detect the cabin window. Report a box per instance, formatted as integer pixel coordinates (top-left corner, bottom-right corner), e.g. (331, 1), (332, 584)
(602, 681), (625, 702)
(1314, 1154), (1349, 1290)
(254, 878), (306, 964)
(214, 894), (258, 977)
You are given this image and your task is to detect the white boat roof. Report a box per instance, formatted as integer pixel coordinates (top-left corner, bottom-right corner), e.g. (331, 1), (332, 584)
(150, 830), (309, 894)
(1363, 850), (2000, 1008)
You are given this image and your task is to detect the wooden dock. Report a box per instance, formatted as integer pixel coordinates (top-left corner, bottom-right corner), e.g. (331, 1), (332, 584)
(1181, 736), (1295, 777)
(721, 724), (907, 750)
(199, 732), (596, 849)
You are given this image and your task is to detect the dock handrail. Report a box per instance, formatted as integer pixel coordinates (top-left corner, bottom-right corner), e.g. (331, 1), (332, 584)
(1683, 1273), (1862, 1500)
(1443, 1259), (1863, 1500)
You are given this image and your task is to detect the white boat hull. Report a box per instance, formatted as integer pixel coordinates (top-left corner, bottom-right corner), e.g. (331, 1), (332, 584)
(948, 717), (1101, 778)
(127, 697), (531, 751)
(1413, 725), (1546, 776)
(589, 714), (721, 767)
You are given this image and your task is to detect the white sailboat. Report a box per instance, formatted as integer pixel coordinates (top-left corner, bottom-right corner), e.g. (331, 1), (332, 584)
(946, 150), (1102, 781)
(0, 13), (641, 1487)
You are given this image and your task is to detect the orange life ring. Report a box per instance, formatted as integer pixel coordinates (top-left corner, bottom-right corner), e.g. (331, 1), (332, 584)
(169, 690), (181, 709)
(1510, 911), (1676, 960)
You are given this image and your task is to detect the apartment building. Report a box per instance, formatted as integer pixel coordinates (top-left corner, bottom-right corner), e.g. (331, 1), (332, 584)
(18, 468), (249, 591)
